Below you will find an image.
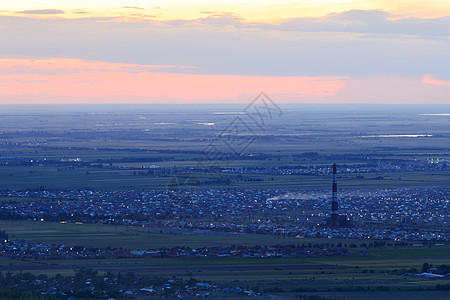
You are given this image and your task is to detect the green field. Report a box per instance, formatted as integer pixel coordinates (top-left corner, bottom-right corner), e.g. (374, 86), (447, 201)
(0, 220), (308, 249)
(1, 220), (449, 300)
(1, 106), (449, 299)
(1, 163), (449, 190)
(1, 105), (449, 191)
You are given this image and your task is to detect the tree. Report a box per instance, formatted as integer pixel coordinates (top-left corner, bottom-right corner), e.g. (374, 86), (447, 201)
(422, 263), (430, 273)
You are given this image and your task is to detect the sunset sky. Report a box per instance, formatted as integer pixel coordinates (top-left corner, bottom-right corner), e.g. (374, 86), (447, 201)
(1, 0), (450, 104)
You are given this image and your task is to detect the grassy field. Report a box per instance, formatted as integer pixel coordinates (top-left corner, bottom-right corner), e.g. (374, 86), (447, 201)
(283, 291), (450, 300)
(0, 220), (311, 249)
(1, 106), (449, 191)
(3, 220), (447, 251)
(46, 252), (450, 282)
(0, 220), (449, 297)
(2, 252), (449, 298)
(1, 163), (449, 190)
(0, 106), (449, 298)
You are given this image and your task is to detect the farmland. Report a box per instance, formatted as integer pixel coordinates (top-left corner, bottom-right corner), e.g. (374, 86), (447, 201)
(0, 220), (450, 300)
(0, 104), (449, 299)
(1, 104), (449, 192)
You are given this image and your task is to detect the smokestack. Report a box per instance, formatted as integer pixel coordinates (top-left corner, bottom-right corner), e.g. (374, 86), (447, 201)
(330, 163), (339, 228)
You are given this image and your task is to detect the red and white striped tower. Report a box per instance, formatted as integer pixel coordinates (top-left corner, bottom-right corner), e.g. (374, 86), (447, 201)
(330, 163), (339, 228)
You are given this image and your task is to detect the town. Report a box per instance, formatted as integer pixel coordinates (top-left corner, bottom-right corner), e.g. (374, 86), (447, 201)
(0, 187), (448, 242)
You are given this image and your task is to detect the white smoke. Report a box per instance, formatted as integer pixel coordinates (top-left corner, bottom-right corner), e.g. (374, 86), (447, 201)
(267, 192), (326, 201)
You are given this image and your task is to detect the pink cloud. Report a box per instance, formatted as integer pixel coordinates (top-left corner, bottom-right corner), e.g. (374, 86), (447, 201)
(422, 74), (450, 87)
(0, 58), (347, 103)
(0, 58), (190, 75)
(324, 76), (450, 104)
(3, 59), (447, 104)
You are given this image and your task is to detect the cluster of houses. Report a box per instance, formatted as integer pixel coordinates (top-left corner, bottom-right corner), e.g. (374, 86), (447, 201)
(0, 187), (448, 242)
(142, 223), (449, 242)
(222, 160), (449, 175)
(0, 239), (133, 260)
(0, 239), (355, 260)
(0, 269), (236, 299)
(131, 245), (353, 258)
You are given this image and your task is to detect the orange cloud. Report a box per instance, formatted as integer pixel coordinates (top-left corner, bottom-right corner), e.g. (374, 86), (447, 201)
(0, 58), (347, 103)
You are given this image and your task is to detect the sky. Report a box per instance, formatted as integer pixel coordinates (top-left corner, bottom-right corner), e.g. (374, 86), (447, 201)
(1, 0), (450, 104)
